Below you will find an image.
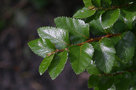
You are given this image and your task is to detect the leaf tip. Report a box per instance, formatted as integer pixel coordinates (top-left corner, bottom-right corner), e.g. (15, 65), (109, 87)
(39, 72), (43, 76)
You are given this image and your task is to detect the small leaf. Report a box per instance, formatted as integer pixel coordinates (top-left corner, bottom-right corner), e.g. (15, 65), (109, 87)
(55, 17), (89, 44)
(73, 7), (96, 19)
(39, 54), (54, 75)
(48, 51), (68, 80)
(38, 27), (69, 49)
(87, 61), (100, 75)
(116, 31), (135, 63)
(83, 0), (92, 7)
(69, 43), (94, 74)
(100, 9), (120, 29)
(94, 38), (116, 73)
(28, 38), (55, 58)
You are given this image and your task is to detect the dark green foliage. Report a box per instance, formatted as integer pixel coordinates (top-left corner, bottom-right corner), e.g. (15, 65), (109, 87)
(100, 9), (120, 29)
(48, 51), (68, 80)
(116, 31), (135, 64)
(28, 0), (136, 89)
(39, 54), (54, 75)
(94, 38), (116, 73)
(69, 43), (94, 74)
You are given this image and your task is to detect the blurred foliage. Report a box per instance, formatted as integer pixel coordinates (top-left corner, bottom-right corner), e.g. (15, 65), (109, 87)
(30, 0), (49, 9)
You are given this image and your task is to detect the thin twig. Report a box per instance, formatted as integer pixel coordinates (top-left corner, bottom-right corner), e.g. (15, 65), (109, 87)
(47, 33), (121, 56)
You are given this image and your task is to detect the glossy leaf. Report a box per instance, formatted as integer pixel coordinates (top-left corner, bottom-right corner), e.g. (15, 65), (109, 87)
(94, 38), (116, 73)
(83, 0), (92, 7)
(28, 38), (55, 58)
(116, 31), (135, 63)
(38, 27), (69, 49)
(55, 17), (89, 44)
(39, 54), (54, 75)
(100, 9), (120, 29)
(73, 7), (96, 19)
(48, 51), (68, 80)
(69, 43), (94, 74)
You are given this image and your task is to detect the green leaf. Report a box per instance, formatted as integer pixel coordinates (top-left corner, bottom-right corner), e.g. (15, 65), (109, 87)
(98, 76), (114, 90)
(28, 38), (55, 58)
(88, 75), (113, 89)
(116, 31), (135, 63)
(90, 19), (105, 35)
(73, 7), (96, 19)
(89, 10), (106, 35)
(100, 9), (120, 29)
(69, 43), (94, 74)
(83, 0), (92, 7)
(110, 19), (128, 33)
(93, 38), (116, 73)
(121, 6), (136, 29)
(92, 0), (101, 7)
(110, 36), (121, 46)
(48, 51), (68, 80)
(88, 75), (114, 90)
(55, 17), (89, 44)
(114, 72), (132, 90)
(39, 54), (54, 75)
(88, 75), (100, 88)
(38, 27), (69, 49)
(87, 61), (100, 75)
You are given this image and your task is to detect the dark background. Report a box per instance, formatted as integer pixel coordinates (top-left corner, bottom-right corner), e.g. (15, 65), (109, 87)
(0, 0), (92, 90)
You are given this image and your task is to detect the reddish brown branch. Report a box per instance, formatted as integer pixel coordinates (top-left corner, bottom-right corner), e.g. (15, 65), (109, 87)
(77, 33), (120, 46)
(47, 33), (121, 56)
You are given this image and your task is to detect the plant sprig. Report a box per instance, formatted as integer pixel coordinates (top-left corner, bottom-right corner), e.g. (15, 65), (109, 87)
(28, 0), (136, 89)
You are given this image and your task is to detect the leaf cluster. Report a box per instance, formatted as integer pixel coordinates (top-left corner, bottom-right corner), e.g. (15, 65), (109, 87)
(28, 0), (136, 89)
